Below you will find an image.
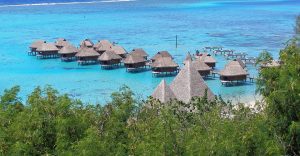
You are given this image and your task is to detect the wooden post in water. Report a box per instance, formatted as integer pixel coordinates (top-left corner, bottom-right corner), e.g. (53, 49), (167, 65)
(175, 35), (178, 48)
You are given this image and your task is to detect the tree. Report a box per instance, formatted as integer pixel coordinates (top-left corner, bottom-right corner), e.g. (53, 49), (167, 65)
(255, 50), (273, 66)
(257, 41), (300, 155)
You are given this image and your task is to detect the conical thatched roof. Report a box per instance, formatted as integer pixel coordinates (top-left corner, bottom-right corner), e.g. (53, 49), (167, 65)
(36, 43), (59, 52)
(98, 50), (122, 61)
(151, 51), (172, 60)
(95, 40), (113, 52)
(152, 79), (176, 103)
(219, 60), (248, 76)
(198, 54), (216, 63)
(30, 40), (46, 48)
(192, 60), (212, 71)
(124, 54), (146, 64)
(130, 48), (148, 57)
(183, 52), (193, 64)
(58, 44), (78, 54)
(236, 58), (246, 68)
(170, 61), (215, 103)
(112, 45), (127, 55)
(55, 38), (70, 47)
(80, 39), (94, 48)
(75, 47), (100, 57)
(151, 57), (178, 68)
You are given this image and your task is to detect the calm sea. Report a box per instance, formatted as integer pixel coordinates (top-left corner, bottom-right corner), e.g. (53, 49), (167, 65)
(0, 0), (299, 104)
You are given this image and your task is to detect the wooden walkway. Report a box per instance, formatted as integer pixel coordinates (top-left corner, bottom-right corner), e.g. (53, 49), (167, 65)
(213, 49), (234, 55)
(225, 52), (247, 59)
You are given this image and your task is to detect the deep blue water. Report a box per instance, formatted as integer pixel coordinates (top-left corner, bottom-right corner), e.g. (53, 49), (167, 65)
(0, 0), (299, 104)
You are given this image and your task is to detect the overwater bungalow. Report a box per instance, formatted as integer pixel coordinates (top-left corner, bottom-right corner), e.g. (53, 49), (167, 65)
(130, 48), (149, 60)
(75, 47), (100, 65)
(151, 79), (176, 103)
(219, 59), (248, 83)
(151, 51), (173, 62)
(170, 61), (215, 103)
(183, 52), (193, 65)
(198, 54), (217, 68)
(124, 54), (147, 72)
(58, 44), (78, 61)
(98, 50), (122, 68)
(151, 57), (179, 76)
(111, 45), (127, 58)
(80, 39), (94, 48)
(55, 38), (70, 49)
(94, 40), (113, 55)
(29, 40), (46, 55)
(260, 60), (281, 68)
(36, 43), (59, 59)
(191, 60), (212, 77)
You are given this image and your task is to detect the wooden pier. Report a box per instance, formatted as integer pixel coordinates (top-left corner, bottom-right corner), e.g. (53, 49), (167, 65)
(225, 52), (247, 59)
(204, 46), (223, 51)
(213, 49), (234, 55)
(241, 57), (257, 64)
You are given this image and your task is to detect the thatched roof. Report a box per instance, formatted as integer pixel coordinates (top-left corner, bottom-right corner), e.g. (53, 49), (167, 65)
(151, 51), (172, 60)
(30, 40), (46, 48)
(124, 54), (146, 64)
(130, 48), (148, 57)
(198, 54), (216, 63)
(170, 61), (215, 103)
(94, 40), (113, 52)
(80, 39), (94, 48)
(98, 51), (122, 61)
(192, 60), (212, 71)
(112, 45), (127, 55)
(55, 38), (70, 47)
(219, 60), (248, 76)
(236, 58), (246, 69)
(75, 47), (100, 57)
(183, 52), (193, 64)
(58, 45), (78, 54)
(36, 43), (59, 52)
(261, 60), (281, 68)
(152, 79), (176, 103)
(151, 57), (178, 68)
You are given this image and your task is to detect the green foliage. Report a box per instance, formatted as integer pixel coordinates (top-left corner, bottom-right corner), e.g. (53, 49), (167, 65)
(257, 40), (300, 155)
(256, 50), (273, 66)
(0, 85), (284, 155)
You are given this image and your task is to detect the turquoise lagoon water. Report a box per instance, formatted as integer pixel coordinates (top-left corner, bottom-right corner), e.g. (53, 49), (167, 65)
(0, 0), (299, 104)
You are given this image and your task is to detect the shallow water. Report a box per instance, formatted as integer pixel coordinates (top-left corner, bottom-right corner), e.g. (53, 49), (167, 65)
(0, 0), (299, 104)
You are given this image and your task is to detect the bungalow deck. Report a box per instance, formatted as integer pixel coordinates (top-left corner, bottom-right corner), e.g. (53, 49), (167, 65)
(152, 70), (179, 77)
(36, 54), (59, 59)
